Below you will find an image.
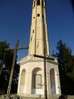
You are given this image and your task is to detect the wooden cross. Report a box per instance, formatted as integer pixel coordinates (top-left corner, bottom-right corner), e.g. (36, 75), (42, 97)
(5, 40), (29, 99)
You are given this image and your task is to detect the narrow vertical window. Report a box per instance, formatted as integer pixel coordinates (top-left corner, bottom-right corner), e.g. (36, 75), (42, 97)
(33, 1), (35, 8)
(33, 29), (34, 33)
(37, 42), (39, 48)
(42, 0), (45, 7)
(37, 0), (40, 5)
(42, 0), (43, 7)
(31, 35), (33, 41)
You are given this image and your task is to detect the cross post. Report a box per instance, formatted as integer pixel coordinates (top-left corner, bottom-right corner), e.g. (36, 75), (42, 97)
(5, 40), (29, 99)
(0, 60), (3, 75)
(33, 54), (54, 99)
(6, 40), (19, 99)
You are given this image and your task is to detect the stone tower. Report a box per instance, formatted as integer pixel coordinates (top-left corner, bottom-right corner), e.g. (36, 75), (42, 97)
(29, 0), (49, 56)
(17, 0), (61, 97)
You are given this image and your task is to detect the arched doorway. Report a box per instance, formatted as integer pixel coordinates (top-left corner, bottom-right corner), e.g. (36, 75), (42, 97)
(32, 67), (42, 94)
(50, 69), (56, 94)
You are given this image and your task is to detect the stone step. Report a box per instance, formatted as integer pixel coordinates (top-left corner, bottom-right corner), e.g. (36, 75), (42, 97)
(0, 95), (74, 99)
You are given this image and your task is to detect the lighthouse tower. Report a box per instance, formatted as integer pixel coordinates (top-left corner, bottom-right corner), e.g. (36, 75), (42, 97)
(17, 0), (61, 97)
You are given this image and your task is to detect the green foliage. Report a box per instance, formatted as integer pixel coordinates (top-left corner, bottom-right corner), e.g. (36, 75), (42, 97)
(54, 40), (74, 94)
(56, 40), (74, 80)
(67, 55), (74, 80)
(0, 41), (9, 60)
(0, 41), (13, 70)
(0, 41), (19, 94)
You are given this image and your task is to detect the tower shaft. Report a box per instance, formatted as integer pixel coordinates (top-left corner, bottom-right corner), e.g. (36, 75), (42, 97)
(28, 0), (49, 56)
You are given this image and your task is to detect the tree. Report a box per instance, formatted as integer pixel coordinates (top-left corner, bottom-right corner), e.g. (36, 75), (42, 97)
(53, 40), (74, 94)
(0, 41), (19, 94)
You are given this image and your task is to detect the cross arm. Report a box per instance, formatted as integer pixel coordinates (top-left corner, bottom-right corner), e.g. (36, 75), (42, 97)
(5, 46), (29, 51)
(33, 54), (54, 60)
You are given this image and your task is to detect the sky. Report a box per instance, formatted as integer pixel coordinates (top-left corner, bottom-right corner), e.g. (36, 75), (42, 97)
(0, 0), (74, 61)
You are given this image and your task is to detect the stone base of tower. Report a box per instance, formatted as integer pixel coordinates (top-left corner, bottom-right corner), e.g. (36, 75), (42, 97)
(17, 94), (61, 99)
(17, 55), (61, 97)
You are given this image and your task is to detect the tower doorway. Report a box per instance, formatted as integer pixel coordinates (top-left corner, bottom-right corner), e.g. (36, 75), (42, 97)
(32, 67), (42, 94)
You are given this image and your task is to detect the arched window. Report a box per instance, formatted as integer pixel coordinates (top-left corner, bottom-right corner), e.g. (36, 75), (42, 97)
(50, 69), (56, 94)
(20, 69), (26, 85)
(32, 68), (42, 89)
